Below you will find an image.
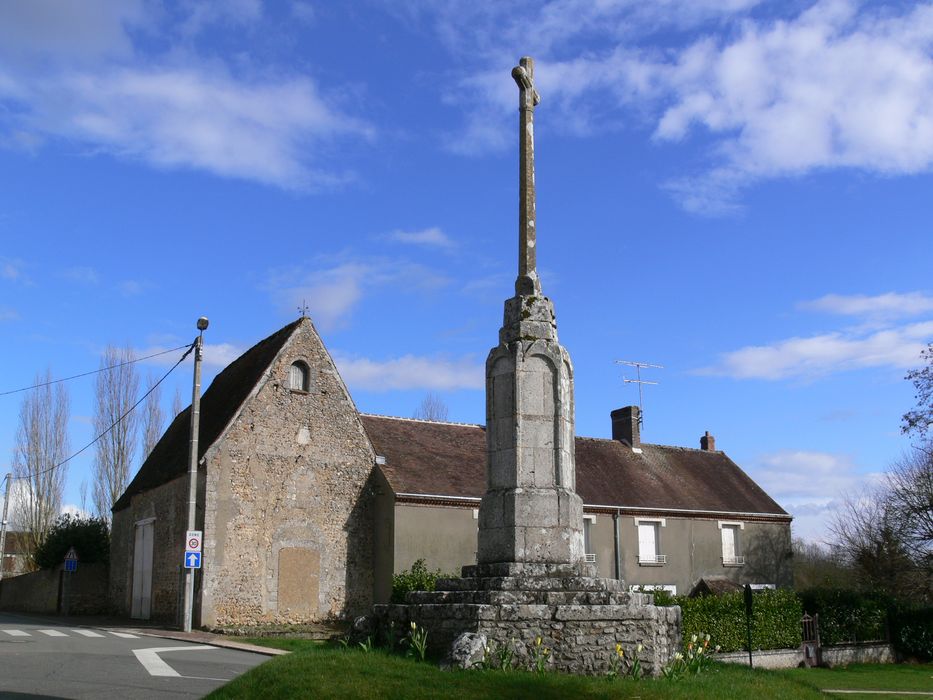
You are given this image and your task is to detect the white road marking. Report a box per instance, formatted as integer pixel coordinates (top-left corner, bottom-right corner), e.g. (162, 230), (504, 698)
(109, 631), (138, 639)
(3, 630), (30, 637)
(824, 692), (933, 696)
(133, 645), (216, 677)
(72, 629), (105, 637)
(38, 629), (68, 637)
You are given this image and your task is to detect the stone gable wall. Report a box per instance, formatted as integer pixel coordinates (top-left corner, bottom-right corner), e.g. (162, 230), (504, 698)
(200, 320), (376, 627)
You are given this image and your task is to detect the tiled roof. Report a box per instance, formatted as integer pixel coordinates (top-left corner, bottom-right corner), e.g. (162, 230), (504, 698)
(361, 415), (788, 517)
(112, 320), (303, 512)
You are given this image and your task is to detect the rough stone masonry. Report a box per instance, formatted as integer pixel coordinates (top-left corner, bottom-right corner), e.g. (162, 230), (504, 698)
(373, 57), (681, 676)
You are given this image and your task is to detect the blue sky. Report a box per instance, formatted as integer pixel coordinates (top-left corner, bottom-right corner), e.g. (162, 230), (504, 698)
(1, 0), (932, 543)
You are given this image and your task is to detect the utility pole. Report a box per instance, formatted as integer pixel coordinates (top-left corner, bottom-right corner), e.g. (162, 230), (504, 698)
(182, 317), (208, 633)
(0, 473), (11, 581)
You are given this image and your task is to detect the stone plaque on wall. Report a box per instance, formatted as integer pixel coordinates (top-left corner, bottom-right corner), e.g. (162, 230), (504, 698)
(277, 547), (320, 615)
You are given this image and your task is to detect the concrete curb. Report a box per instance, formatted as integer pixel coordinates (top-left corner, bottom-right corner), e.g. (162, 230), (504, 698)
(106, 627), (290, 656)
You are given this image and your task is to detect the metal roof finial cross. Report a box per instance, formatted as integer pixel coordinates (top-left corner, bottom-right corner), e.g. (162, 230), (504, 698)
(298, 300), (310, 318)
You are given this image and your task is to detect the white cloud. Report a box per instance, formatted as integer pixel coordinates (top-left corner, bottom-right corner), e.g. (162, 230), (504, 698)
(0, 307), (18, 321)
(702, 320), (933, 380)
(63, 266), (100, 285)
(0, 0), (147, 62)
(0, 3), (373, 189)
(0, 257), (27, 282)
(800, 292), (933, 319)
(386, 227), (455, 248)
(60, 503), (92, 520)
(434, 1), (933, 210)
(180, 0), (262, 37)
(118, 279), (145, 296)
(651, 1), (933, 210)
(334, 352), (484, 391)
(266, 258), (450, 331)
(749, 448), (882, 542)
(135, 342), (244, 371)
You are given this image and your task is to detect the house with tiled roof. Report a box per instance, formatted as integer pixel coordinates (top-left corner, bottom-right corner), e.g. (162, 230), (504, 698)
(111, 318), (792, 626)
(365, 410), (792, 601)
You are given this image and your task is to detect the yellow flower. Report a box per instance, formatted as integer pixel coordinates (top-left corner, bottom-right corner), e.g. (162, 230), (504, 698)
(636, 643), (643, 653)
(705, 633), (711, 642)
(535, 636), (542, 647)
(691, 634), (698, 643)
(410, 621), (417, 630)
(615, 642), (622, 653)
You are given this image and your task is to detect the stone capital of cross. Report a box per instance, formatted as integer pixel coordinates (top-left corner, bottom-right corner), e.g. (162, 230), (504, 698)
(511, 58), (540, 110)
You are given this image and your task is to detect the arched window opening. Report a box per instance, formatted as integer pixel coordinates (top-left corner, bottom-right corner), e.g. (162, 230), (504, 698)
(289, 361), (310, 392)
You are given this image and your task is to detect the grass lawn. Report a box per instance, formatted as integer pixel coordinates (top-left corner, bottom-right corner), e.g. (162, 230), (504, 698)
(207, 642), (833, 700)
(779, 663), (933, 694)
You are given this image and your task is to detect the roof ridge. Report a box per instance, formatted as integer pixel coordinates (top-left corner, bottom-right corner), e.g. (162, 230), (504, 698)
(360, 413), (484, 428)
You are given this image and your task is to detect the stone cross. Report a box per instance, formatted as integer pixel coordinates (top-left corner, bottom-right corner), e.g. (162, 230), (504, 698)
(512, 56), (541, 297)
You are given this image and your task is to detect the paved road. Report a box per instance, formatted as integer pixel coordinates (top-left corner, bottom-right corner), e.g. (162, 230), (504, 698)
(0, 612), (269, 699)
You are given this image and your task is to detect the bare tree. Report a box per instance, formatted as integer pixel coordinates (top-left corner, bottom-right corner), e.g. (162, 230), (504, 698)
(413, 392), (449, 422)
(792, 537), (853, 590)
(172, 387), (183, 418)
(141, 372), (164, 461)
(92, 345), (139, 519)
(886, 444), (933, 571)
(903, 343), (933, 437)
(11, 369), (70, 569)
(829, 486), (925, 599)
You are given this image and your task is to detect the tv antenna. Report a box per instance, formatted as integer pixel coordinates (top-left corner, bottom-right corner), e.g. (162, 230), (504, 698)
(615, 360), (663, 427)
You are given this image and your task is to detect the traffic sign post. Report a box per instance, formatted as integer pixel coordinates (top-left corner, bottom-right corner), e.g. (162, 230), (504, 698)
(184, 530), (203, 570)
(64, 546), (78, 572)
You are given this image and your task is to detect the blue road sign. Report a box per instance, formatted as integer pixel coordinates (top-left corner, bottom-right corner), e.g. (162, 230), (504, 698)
(64, 559), (77, 572)
(184, 552), (201, 569)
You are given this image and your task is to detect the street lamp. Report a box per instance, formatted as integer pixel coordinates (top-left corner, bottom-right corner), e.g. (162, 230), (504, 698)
(182, 317), (207, 632)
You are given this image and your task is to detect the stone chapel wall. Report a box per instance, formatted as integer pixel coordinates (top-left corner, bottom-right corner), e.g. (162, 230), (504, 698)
(199, 321), (376, 627)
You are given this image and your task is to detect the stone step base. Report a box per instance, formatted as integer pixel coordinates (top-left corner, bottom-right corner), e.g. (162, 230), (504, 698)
(406, 588), (642, 606)
(437, 575), (626, 594)
(460, 562), (597, 579)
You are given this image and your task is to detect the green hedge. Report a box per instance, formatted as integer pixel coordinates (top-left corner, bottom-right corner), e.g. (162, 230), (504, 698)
(798, 588), (891, 645)
(889, 605), (933, 660)
(677, 589), (802, 653)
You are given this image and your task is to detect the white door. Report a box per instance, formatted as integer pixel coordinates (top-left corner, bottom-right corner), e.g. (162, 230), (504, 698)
(131, 520), (154, 619)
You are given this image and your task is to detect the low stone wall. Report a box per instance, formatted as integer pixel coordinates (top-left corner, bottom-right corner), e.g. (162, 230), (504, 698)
(717, 642), (894, 669)
(0, 563), (109, 615)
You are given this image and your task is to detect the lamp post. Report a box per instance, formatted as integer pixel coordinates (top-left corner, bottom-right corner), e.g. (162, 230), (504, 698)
(182, 317), (208, 632)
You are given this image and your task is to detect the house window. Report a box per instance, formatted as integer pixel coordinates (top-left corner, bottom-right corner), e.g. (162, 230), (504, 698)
(583, 515), (596, 563)
(289, 361), (310, 392)
(635, 518), (666, 565)
(718, 521), (745, 566)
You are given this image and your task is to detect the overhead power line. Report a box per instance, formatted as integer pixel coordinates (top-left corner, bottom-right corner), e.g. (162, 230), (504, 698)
(0, 344), (191, 397)
(12, 341), (195, 481)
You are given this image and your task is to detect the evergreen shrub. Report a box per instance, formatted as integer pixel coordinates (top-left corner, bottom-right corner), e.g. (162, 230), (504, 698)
(34, 514), (110, 570)
(391, 559), (453, 603)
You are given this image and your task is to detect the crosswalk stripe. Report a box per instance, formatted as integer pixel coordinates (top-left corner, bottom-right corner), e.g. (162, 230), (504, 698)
(72, 629), (105, 637)
(3, 630), (30, 637)
(109, 631), (138, 639)
(38, 629), (68, 637)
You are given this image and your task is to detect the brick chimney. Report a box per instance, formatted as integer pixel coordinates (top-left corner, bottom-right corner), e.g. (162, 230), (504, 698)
(611, 406), (640, 448)
(700, 431), (716, 451)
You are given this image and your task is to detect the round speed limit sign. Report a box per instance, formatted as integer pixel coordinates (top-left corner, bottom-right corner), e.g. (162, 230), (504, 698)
(186, 530), (202, 552)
